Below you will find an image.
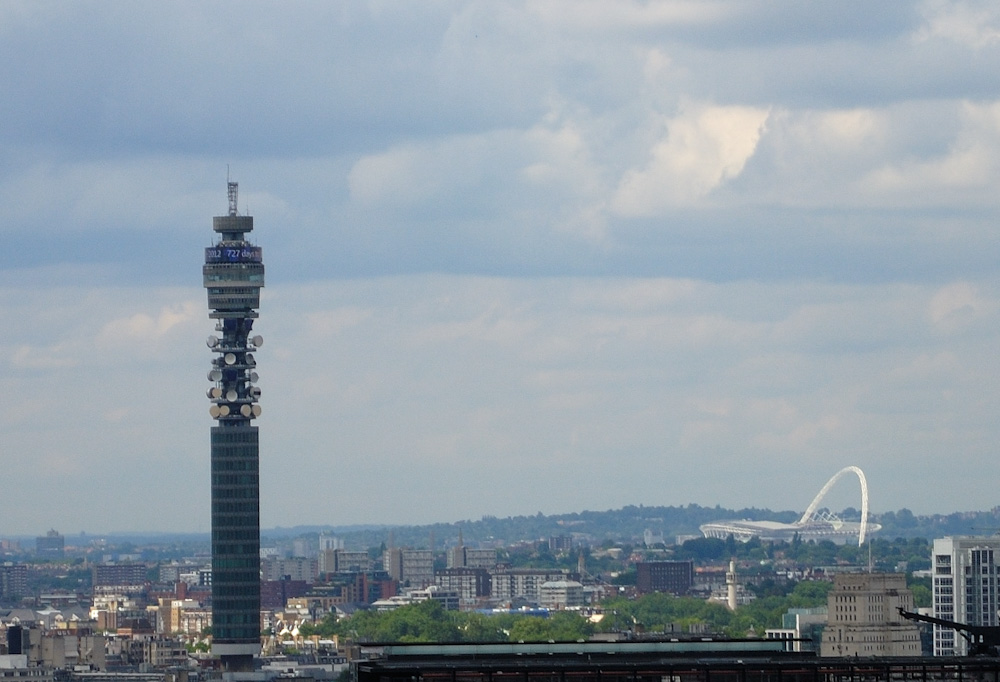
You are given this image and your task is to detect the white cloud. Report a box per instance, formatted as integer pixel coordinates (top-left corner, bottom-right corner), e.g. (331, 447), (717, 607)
(928, 281), (994, 333)
(612, 103), (770, 214)
(862, 101), (1000, 204)
(916, 0), (1000, 48)
(100, 302), (197, 340)
(528, 0), (730, 32)
(304, 308), (373, 339)
(9, 344), (78, 371)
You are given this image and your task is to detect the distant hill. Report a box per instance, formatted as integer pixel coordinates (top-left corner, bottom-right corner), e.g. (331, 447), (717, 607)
(53, 505), (1000, 550)
(276, 504), (1000, 550)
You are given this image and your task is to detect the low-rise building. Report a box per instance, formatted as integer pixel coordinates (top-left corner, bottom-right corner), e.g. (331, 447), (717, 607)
(765, 606), (828, 653)
(538, 580), (586, 610)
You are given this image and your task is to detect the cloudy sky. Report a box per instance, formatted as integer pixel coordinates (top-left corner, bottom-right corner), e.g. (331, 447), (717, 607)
(3, 1), (1000, 535)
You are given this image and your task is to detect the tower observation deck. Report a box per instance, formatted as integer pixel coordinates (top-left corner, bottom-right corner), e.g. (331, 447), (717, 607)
(204, 182), (264, 671)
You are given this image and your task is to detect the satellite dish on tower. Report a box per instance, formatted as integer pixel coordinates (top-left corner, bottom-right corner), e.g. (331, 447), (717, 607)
(219, 405), (231, 417)
(209, 405), (221, 418)
(224, 353), (237, 365)
(209, 387), (223, 399)
(251, 335), (263, 347)
(226, 389), (238, 402)
(252, 404), (262, 417)
(249, 371), (259, 383)
(240, 404), (252, 417)
(208, 369), (222, 382)
(206, 336), (219, 348)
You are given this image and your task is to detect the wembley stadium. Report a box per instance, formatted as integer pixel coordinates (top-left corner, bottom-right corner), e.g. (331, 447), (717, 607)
(699, 466), (880, 547)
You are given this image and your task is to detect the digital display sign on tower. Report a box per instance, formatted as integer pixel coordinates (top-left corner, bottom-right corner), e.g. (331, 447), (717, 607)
(205, 246), (262, 263)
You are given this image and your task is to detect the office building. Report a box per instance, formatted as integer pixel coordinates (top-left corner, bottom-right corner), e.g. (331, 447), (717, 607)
(820, 572), (921, 657)
(35, 531), (64, 557)
(932, 536), (1000, 656)
(635, 561), (694, 595)
(204, 181), (265, 671)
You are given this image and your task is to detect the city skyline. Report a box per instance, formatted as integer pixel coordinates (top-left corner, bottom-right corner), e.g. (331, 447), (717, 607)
(3, 3), (1000, 534)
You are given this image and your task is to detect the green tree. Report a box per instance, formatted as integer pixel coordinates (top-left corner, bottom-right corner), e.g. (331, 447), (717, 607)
(508, 612), (592, 642)
(908, 574), (931, 608)
(910, 583), (931, 608)
(675, 537), (727, 561)
(788, 580), (831, 606)
(454, 612), (507, 642)
(371, 600), (460, 642)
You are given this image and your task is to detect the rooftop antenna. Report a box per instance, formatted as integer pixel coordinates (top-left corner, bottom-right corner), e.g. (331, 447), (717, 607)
(228, 180), (239, 217)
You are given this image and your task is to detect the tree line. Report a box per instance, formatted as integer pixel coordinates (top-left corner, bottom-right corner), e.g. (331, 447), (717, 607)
(297, 580), (838, 645)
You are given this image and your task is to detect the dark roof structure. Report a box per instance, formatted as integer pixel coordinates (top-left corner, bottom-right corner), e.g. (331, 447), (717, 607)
(355, 640), (1000, 682)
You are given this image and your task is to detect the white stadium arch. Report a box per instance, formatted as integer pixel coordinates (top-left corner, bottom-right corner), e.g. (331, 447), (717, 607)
(798, 465), (871, 544)
(700, 466), (879, 547)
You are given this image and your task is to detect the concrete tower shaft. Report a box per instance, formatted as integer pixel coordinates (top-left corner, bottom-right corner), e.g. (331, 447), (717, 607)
(204, 181), (264, 671)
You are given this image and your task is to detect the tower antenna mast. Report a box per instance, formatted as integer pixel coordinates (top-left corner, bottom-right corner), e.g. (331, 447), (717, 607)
(228, 181), (239, 217)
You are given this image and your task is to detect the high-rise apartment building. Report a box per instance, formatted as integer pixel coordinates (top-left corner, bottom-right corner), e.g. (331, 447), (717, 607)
(385, 548), (435, 588)
(320, 549), (370, 575)
(0, 564), (27, 602)
(448, 529), (497, 569)
(932, 536), (1000, 656)
(204, 182), (265, 671)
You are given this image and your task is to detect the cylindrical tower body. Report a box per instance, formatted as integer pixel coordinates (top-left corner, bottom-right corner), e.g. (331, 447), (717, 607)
(204, 182), (264, 671)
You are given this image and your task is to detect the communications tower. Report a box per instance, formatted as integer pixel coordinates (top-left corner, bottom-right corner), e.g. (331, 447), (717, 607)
(204, 182), (264, 671)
